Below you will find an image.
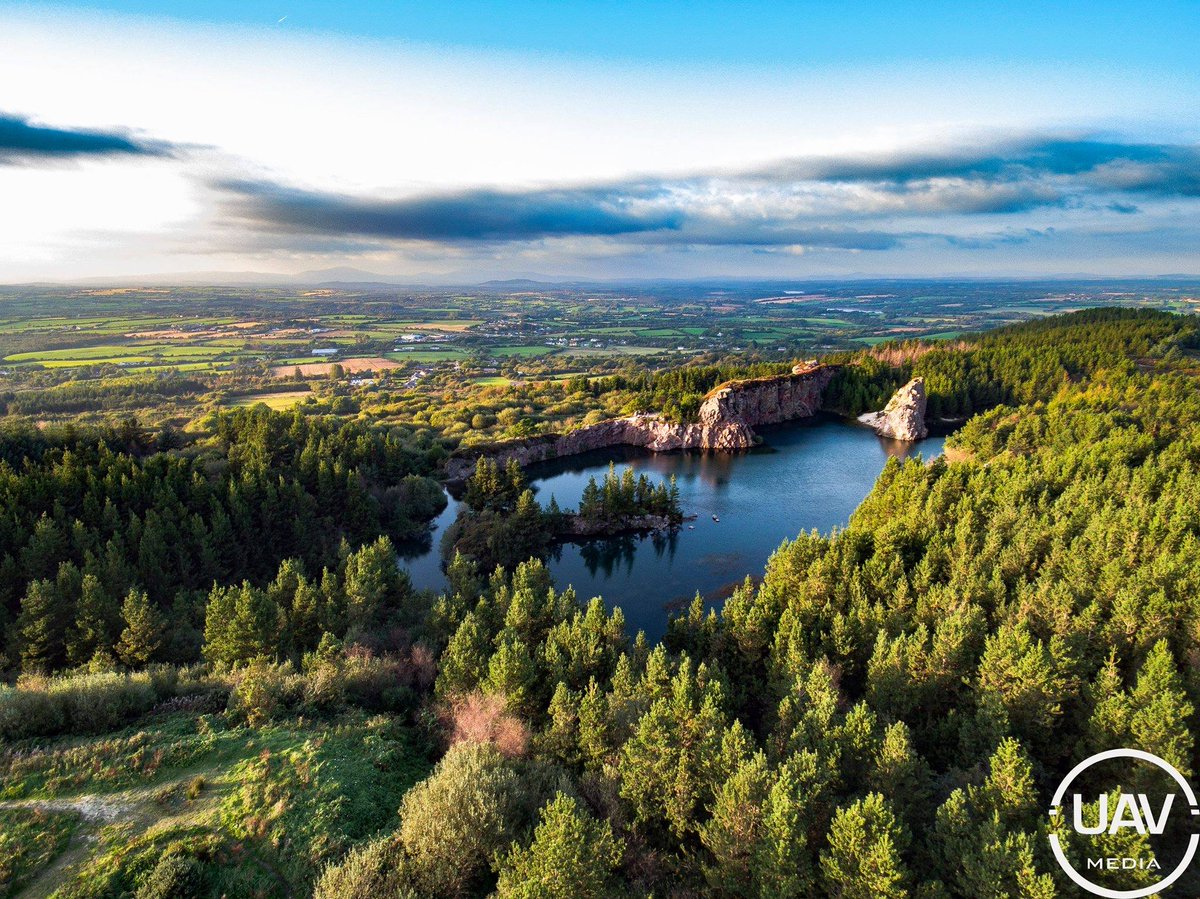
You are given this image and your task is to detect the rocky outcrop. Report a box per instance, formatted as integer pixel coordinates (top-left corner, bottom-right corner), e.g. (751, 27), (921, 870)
(562, 513), (677, 539)
(446, 363), (836, 480)
(857, 377), (928, 441)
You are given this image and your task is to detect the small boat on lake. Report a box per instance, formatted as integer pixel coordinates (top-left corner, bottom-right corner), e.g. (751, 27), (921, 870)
(712, 514), (720, 522)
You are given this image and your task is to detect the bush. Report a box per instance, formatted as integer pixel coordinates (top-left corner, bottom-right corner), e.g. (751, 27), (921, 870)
(439, 691), (530, 759)
(395, 742), (524, 896)
(301, 645), (436, 718)
(135, 852), (203, 899)
(0, 667), (212, 741)
(226, 660), (302, 727)
(53, 672), (155, 733)
(0, 683), (64, 741)
(313, 835), (420, 899)
(393, 742), (574, 897)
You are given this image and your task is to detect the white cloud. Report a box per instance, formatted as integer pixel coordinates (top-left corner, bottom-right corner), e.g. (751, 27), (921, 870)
(1, 5), (1198, 278)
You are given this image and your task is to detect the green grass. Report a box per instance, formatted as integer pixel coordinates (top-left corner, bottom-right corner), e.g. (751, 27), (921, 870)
(34, 356), (155, 368)
(140, 362), (231, 373)
(4, 344), (228, 363)
(219, 716), (430, 884)
(850, 335), (894, 346)
(561, 345), (670, 357)
(489, 345), (552, 357)
(385, 349), (468, 362)
(0, 713), (240, 800)
(0, 807), (77, 898)
(634, 328), (685, 338)
(0, 709), (432, 897)
(922, 330), (964, 340)
(473, 376), (513, 386)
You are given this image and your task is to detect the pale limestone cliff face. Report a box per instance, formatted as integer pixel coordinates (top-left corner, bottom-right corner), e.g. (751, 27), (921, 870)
(857, 377), (929, 441)
(446, 364), (835, 480)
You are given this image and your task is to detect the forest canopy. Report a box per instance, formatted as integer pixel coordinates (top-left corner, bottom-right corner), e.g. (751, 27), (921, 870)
(3, 307), (1200, 897)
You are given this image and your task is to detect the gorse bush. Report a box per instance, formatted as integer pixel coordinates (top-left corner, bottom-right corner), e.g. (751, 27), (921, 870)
(134, 852), (203, 899)
(314, 742), (579, 898)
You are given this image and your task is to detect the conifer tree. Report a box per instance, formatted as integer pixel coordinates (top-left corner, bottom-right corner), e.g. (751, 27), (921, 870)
(437, 611), (491, 696)
(619, 657), (730, 839)
(495, 793), (625, 899)
(18, 578), (67, 672)
(483, 635), (539, 714)
(700, 751), (771, 894)
(821, 793), (911, 899)
(116, 588), (165, 668)
(66, 574), (119, 667)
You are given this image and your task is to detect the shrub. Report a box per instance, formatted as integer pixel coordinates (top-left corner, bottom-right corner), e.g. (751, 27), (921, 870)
(439, 691), (530, 759)
(226, 660), (302, 727)
(0, 664), (227, 742)
(301, 645), (436, 717)
(0, 683), (64, 741)
(396, 742), (524, 896)
(186, 775), (205, 800)
(313, 834), (420, 899)
(393, 742), (573, 897)
(135, 852), (203, 899)
(52, 671), (156, 733)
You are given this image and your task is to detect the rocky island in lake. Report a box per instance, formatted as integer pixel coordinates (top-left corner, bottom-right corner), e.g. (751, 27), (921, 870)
(443, 457), (684, 569)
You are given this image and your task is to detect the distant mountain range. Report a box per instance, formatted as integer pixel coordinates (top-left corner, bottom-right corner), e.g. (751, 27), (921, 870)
(8, 268), (1200, 290)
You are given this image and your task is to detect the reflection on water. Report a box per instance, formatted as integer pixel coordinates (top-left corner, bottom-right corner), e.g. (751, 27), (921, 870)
(554, 527), (681, 581)
(402, 415), (946, 641)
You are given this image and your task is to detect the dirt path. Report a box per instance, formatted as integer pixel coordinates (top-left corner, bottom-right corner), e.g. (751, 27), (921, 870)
(0, 795), (133, 823)
(1, 796), (136, 899)
(1, 779), (293, 899)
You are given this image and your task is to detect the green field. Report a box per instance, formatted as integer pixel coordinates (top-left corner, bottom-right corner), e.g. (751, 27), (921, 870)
(488, 345), (553, 357)
(386, 349), (469, 362)
(226, 390), (311, 409)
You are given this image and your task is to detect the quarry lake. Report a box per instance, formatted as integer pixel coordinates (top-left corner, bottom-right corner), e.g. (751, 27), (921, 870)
(401, 415), (946, 641)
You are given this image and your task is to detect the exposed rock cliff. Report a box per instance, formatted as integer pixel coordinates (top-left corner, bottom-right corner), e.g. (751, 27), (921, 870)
(446, 363), (836, 480)
(857, 377), (929, 441)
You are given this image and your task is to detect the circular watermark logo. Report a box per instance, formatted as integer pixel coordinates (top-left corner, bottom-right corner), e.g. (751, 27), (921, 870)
(1048, 749), (1200, 898)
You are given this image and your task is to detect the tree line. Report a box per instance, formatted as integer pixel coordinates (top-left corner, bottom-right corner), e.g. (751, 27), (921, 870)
(1, 407), (447, 673)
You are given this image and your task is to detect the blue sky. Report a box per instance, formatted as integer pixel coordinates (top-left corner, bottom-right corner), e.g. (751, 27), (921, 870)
(1, 1), (1198, 281)
(44, 1), (1200, 69)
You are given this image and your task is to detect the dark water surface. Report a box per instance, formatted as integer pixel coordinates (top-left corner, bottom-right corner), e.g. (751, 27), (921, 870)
(401, 415), (944, 641)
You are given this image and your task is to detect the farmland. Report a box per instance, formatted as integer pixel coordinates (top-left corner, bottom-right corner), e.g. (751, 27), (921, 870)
(1, 279), (1197, 434)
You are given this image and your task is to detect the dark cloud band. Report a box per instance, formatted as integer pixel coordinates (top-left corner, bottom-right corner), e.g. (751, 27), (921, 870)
(0, 113), (173, 164)
(756, 137), (1200, 196)
(214, 179), (683, 241)
(208, 133), (1200, 254)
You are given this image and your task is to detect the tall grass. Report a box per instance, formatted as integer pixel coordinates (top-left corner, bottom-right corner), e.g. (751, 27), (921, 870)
(0, 666), (219, 742)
